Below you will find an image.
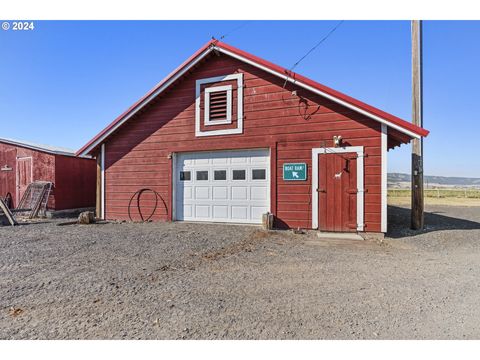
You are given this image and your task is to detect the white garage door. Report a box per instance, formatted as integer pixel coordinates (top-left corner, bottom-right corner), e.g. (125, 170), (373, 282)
(175, 149), (270, 224)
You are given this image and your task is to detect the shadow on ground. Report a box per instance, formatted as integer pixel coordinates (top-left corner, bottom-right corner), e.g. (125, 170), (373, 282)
(387, 205), (480, 238)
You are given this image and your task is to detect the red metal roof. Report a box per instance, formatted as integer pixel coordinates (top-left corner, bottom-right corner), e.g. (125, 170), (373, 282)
(77, 39), (429, 156)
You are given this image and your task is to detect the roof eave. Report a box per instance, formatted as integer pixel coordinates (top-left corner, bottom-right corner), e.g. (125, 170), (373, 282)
(77, 39), (428, 156)
(76, 40), (216, 156)
(0, 138), (78, 157)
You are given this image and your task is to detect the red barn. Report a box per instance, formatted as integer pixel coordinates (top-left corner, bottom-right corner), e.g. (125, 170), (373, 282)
(0, 138), (96, 212)
(78, 40), (428, 233)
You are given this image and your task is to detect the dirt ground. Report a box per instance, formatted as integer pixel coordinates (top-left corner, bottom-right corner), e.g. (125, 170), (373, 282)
(1, 204), (480, 339)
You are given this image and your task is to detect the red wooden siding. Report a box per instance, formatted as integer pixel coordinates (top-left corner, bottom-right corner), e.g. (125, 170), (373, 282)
(0, 143), (56, 208)
(318, 153), (357, 232)
(0, 145), (17, 205)
(0, 142), (96, 211)
(199, 78), (238, 131)
(16, 157), (33, 203)
(54, 155), (96, 210)
(102, 53), (383, 231)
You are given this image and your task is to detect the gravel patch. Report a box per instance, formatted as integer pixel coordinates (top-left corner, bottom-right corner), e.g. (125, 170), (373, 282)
(1, 205), (480, 339)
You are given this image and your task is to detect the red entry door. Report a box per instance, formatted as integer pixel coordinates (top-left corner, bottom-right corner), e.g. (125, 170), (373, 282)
(16, 157), (32, 204)
(318, 153), (357, 232)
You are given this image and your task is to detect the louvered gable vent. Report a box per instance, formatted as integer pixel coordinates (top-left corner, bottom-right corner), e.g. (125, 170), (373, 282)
(208, 90), (228, 121)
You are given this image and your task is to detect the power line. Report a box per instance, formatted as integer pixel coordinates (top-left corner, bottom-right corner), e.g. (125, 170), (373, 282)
(283, 20), (344, 88)
(215, 21), (251, 41)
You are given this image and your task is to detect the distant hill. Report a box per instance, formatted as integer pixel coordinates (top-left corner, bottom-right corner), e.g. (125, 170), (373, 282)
(388, 173), (480, 188)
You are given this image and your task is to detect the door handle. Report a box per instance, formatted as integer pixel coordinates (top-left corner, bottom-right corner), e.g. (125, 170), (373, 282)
(317, 188), (326, 193)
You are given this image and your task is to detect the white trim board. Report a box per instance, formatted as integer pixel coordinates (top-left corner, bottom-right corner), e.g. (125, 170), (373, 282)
(381, 124), (388, 233)
(204, 84), (233, 126)
(101, 143), (105, 220)
(311, 146), (364, 231)
(79, 45), (420, 156)
(195, 73), (243, 137)
(172, 152), (177, 222)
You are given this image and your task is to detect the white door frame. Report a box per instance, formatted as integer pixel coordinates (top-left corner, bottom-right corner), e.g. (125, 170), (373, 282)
(15, 156), (33, 203)
(311, 146), (364, 231)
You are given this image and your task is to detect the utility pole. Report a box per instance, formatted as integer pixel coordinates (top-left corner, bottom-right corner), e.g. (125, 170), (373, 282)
(411, 20), (424, 230)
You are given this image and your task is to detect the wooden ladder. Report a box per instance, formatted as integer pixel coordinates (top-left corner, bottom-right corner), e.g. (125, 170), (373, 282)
(0, 198), (17, 226)
(16, 181), (53, 219)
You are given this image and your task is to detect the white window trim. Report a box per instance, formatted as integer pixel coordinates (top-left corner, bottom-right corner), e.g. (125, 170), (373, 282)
(204, 85), (233, 126)
(311, 146), (364, 231)
(195, 73), (243, 137)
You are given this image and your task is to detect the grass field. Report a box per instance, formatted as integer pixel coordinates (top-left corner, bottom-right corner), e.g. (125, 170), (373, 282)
(388, 196), (480, 206)
(388, 188), (480, 206)
(388, 189), (480, 199)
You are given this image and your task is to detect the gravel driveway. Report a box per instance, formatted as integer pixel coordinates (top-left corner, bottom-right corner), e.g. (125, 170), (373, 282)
(1, 204), (480, 339)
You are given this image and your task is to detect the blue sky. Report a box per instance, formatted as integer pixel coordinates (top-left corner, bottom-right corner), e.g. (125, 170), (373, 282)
(0, 20), (478, 177)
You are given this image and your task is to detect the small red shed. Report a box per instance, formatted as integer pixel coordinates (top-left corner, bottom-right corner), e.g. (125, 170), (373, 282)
(0, 137), (96, 211)
(77, 40), (429, 233)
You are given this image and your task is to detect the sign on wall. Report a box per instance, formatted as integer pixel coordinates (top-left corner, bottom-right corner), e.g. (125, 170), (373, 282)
(283, 163), (307, 181)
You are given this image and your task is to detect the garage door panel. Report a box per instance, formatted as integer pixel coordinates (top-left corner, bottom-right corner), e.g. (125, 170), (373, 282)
(213, 187), (228, 200)
(251, 186), (267, 200)
(195, 205), (210, 218)
(183, 204), (193, 218)
(212, 157), (228, 165)
(183, 186), (193, 199)
(231, 186), (248, 200)
(231, 206), (248, 220)
(213, 205), (229, 219)
(195, 186), (210, 199)
(176, 149), (269, 224)
(231, 156), (248, 164)
(180, 158), (194, 166)
(194, 157), (209, 165)
(250, 156), (268, 164)
(251, 206), (268, 220)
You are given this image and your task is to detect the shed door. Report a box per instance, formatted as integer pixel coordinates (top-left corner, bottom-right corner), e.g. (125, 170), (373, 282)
(16, 157), (32, 203)
(0, 148), (16, 204)
(175, 149), (270, 224)
(318, 153), (357, 232)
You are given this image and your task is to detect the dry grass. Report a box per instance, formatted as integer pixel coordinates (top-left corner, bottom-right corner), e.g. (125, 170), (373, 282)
(388, 189), (480, 199)
(388, 196), (480, 207)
